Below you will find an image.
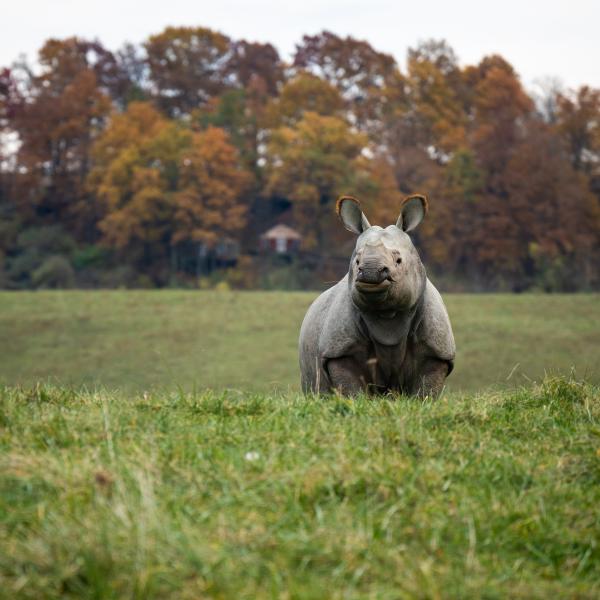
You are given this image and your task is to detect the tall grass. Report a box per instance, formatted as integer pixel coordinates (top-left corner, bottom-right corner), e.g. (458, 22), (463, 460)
(1, 376), (599, 598)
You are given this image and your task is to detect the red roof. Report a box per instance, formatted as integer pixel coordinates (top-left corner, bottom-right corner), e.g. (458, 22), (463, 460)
(260, 224), (302, 240)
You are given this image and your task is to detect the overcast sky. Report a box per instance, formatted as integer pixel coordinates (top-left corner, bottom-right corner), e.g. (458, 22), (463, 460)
(2, 0), (599, 91)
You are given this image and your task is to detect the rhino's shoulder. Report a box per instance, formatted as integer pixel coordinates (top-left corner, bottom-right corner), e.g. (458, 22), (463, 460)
(316, 276), (364, 358)
(415, 279), (455, 362)
(300, 278), (342, 332)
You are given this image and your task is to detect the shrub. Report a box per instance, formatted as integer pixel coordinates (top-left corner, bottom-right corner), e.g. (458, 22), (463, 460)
(17, 225), (76, 255)
(31, 255), (75, 289)
(72, 245), (110, 270)
(98, 265), (143, 288)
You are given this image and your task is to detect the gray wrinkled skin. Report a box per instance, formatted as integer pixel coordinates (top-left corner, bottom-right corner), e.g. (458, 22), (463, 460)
(299, 199), (455, 398)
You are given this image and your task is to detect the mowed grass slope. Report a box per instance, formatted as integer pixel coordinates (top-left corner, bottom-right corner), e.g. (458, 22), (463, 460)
(1, 378), (599, 598)
(0, 291), (599, 392)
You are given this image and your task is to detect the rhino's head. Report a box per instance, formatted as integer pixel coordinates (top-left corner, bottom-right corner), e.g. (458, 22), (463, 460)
(337, 195), (428, 314)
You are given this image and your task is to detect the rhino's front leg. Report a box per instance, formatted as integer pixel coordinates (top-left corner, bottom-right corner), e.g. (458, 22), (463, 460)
(326, 356), (368, 396)
(413, 358), (451, 398)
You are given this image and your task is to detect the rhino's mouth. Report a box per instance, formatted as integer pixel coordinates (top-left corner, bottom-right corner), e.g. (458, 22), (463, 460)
(355, 279), (392, 293)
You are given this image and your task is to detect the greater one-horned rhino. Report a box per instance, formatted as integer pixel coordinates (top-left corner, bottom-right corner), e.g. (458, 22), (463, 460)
(299, 195), (455, 397)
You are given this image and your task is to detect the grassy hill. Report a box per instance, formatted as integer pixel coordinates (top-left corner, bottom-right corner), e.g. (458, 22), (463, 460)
(1, 378), (599, 598)
(0, 291), (598, 392)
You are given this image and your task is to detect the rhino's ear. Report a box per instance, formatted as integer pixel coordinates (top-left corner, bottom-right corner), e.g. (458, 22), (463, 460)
(396, 194), (428, 232)
(336, 196), (371, 234)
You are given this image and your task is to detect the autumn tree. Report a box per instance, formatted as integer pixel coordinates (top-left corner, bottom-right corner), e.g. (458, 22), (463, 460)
(88, 102), (250, 282)
(293, 31), (398, 131)
(30, 38), (135, 106)
(464, 122), (599, 290)
(376, 69), (442, 196)
(0, 68), (20, 130)
(264, 72), (345, 127)
(87, 102), (170, 247)
(0, 68), (20, 179)
(501, 122), (600, 289)
(352, 155), (405, 226)
(195, 68), (279, 182)
(171, 126), (250, 247)
(196, 90), (260, 176)
(1, 30), (599, 291)
(435, 56), (542, 288)
(145, 26), (233, 117)
(419, 148), (484, 284)
(264, 111), (404, 254)
(405, 40), (467, 156)
(114, 42), (149, 105)
(0, 68), (22, 284)
(377, 41), (465, 197)
(226, 40), (284, 95)
(555, 86), (600, 174)
(9, 38), (113, 225)
(468, 55), (533, 179)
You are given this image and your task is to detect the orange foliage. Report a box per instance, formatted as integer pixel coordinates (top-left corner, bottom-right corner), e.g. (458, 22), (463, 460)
(264, 73), (345, 127)
(173, 126), (250, 246)
(2, 32), (600, 290)
(88, 103), (250, 251)
(12, 39), (112, 216)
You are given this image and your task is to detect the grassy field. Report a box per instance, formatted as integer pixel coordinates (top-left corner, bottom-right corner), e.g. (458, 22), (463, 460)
(1, 378), (599, 598)
(0, 291), (598, 393)
(1, 292), (599, 597)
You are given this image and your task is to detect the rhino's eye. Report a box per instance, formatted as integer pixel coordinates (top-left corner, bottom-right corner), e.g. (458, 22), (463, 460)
(355, 258), (359, 265)
(396, 257), (402, 264)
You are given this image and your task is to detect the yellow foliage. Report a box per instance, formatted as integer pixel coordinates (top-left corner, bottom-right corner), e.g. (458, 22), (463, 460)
(87, 103), (250, 250)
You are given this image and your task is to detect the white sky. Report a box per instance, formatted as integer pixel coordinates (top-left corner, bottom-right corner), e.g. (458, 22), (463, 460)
(2, 0), (599, 91)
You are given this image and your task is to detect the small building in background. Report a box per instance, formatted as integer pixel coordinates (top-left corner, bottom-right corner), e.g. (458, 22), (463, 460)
(259, 224), (302, 254)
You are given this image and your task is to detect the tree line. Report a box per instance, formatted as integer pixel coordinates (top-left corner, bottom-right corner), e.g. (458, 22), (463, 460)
(0, 28), (598, 290)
